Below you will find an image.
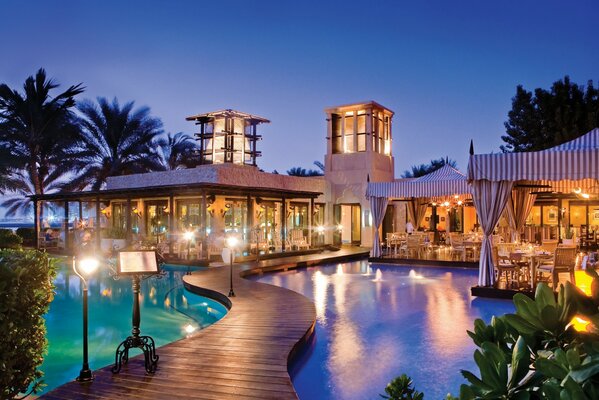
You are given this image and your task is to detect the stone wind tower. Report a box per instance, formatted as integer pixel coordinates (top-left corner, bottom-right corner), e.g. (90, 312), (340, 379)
(324, 101), (395, 247)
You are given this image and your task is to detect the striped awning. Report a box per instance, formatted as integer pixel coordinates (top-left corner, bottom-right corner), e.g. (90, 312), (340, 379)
(468, 128), (599, 183)
(366, 164), (471, 198)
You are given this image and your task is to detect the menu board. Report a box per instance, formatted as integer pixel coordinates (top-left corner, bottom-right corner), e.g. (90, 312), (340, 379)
(117, 251), (160, 275)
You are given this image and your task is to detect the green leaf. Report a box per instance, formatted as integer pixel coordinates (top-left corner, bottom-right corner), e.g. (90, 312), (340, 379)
(568, 359), (599, 383)
(535, 358), (568, 380)
(505, 314), (539, 335)
(510, 336), (531, 388)
(536, 283), (557, 311)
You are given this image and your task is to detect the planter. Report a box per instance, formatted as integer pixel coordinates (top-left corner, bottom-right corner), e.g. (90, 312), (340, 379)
(101, 238), (113, 253)
(113, 239), (127, 250)
(562, 238), (574, 246)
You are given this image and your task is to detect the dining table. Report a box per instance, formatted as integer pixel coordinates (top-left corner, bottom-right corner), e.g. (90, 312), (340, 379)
(509, 249), (553, 288)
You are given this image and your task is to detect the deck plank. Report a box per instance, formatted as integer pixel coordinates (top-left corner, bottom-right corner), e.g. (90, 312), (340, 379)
(42, 247), (368, 399)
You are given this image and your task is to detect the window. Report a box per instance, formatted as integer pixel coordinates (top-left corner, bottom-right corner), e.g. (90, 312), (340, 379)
(344, 113), (354, 153)
(357, 112), (367, 152)
(331, 114), (342, 154)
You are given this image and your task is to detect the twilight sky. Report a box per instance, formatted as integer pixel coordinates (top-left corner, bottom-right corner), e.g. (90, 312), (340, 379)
(1, 0), (598, 177)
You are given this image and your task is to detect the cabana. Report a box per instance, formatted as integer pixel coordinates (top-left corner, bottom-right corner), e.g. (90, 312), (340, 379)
(366, 164), (472, 257)
(468, 128), (599, 287)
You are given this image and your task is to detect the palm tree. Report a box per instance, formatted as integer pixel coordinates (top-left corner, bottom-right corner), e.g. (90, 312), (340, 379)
(66, 97), (165, 191)
(0, 68), (84, 216)
(287, 166), (323, 177)
(401, 157), (457, 178)
(157, 132), (199, 170)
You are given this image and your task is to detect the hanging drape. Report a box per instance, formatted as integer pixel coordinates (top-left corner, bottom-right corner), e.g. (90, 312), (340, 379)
(505, 188), (537, 243)
(407, 197), (429, 229)
(472, 180), (514, 286)
(369, 196), (389, 257)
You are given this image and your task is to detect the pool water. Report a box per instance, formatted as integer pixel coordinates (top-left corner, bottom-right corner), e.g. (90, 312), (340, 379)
(41, 262), (227, 395)
(252, 261), (514, 400)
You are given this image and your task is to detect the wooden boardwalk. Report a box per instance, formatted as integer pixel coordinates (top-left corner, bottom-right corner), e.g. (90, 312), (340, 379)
(42, 247), (369, 400)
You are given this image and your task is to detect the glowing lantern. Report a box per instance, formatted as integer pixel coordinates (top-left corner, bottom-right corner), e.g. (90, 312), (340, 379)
(571, 270), (594, 332)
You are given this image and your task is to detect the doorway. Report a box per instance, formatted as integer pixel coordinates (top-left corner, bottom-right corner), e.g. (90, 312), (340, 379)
(334, 204), (361, 245)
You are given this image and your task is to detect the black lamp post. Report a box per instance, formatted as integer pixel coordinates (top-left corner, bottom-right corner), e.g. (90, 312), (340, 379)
(226, 236), (238, 297)
(184, 231), (194, 274)
(72, 255), (100, 382)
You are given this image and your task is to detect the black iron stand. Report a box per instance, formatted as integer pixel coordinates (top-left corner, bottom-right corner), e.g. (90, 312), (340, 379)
(77, 284), (93, 382)
(228, 252), (235, 297)
(112, 275), (159, 374)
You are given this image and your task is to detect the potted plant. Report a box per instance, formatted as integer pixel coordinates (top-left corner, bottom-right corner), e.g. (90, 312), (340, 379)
(563, 226), (574, 246)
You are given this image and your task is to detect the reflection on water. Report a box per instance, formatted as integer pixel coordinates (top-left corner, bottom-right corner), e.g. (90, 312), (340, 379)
(253, 261), (514, 400)
(42, 263), (227, 395)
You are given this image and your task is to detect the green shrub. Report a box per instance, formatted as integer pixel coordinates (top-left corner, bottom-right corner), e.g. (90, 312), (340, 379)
(0, 250), (56, 398)
(381, 374), (424, 400)
(385, 272), (599, 399)
(15, 227), (36, 246)
(0, 229), (23, 249)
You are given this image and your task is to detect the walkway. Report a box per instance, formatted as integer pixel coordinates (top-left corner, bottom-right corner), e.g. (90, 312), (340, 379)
(42, 247), (369, 400)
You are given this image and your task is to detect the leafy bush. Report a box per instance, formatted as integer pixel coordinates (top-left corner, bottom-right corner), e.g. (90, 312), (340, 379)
(0, 250), (56, 398)
(385, 271), (599, 399)
(15, 227), (36, 246)
(0, 229), (23, 249)
(381, 374), (424, 400)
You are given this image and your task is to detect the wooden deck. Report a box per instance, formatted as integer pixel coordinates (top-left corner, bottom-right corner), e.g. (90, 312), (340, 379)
(41, 247), (369, 399)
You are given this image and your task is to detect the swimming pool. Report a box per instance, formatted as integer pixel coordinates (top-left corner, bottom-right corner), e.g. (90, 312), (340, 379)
(252, 260), (514, 399)
(40, 262), (227, 395)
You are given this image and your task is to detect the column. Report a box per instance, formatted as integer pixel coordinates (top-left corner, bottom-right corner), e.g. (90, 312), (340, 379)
(309, 198), (314, 247)
(281, 197), (286, 251)
(95, 197), (101, 252)
(169, 194), (175, 254)
(34, 199), (39, 250)
(201, 190), (207, 259)
(126, 198), (132, 245)
(64, 201), (70, 251)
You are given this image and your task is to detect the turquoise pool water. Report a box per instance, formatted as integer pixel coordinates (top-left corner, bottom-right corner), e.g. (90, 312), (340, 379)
(252, 260), (514, 400)
(40, 262), (227, 395)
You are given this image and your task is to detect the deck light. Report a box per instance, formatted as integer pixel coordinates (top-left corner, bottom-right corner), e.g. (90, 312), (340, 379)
(226, 236), (238, 297)
(571, 270), (593, 332)
(72, 254), (100, 382)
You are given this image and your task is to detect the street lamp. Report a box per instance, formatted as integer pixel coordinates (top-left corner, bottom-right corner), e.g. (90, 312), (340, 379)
(226, 236), (238, 297)
(72, 255), (100, 382)
(183, 231), (194, 274)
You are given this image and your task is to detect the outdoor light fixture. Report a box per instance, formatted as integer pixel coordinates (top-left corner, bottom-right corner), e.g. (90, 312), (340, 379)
(337, 224), (343, 231)
(572, 270), (593, 332)
(573, 187), (582, 194)
(317, 225), (325, 234)
(72, 254), (100, 382)
(226, 236), (238, 297)
(582, 193), (591, 199)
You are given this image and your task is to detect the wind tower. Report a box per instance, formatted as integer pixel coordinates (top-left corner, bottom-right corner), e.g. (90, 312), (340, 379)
(186, 109), (270, 166)
(324, 101), (395, 246)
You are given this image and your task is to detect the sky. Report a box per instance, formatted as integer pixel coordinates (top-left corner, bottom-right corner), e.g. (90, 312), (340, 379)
(1, 0), (598, 187)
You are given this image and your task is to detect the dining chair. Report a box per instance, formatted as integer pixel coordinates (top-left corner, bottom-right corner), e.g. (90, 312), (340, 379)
(536, 246), (577, 289)
(540, 240), (559, 254)
(492, 246), (518, 288)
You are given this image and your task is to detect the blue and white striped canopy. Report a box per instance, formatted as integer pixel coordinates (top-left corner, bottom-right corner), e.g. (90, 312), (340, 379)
(366, 164), (471, 198)
(467, 128), (599, 188)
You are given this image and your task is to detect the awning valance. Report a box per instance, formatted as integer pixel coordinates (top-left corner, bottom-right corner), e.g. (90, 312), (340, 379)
(366, 164), (471, 198)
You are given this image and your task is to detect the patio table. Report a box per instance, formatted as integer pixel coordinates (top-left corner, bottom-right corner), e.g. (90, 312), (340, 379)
(510, 250), (553, 288)
(463, 240), (482, 261)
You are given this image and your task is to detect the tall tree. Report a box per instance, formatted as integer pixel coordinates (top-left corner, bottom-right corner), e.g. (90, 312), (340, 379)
(66, 97), (164, 191)
(501, 76), (599, 152)
(157, 132), (199, 170)
(0, 68), (84, 215)
(401, 157), (457, 178)
(287, 166), (323, 177)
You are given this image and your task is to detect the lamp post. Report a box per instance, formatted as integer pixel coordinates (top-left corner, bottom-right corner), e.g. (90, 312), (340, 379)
(183, 231), (194, 274)
(226, 236), (238, 297)
(72, 255), (100, 382)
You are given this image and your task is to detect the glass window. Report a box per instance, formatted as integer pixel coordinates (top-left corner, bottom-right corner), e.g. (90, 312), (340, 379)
(357, 113), (366, 152)
(331, 114), (342, 154)
(344, 114), (354, 153)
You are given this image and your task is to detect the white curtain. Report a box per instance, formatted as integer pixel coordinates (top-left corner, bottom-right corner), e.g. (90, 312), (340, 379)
(472, 180), (514, 286)
(505, 188), (537, 243)
(369, 196), (389, 257)
(407, 197), (429, 230)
